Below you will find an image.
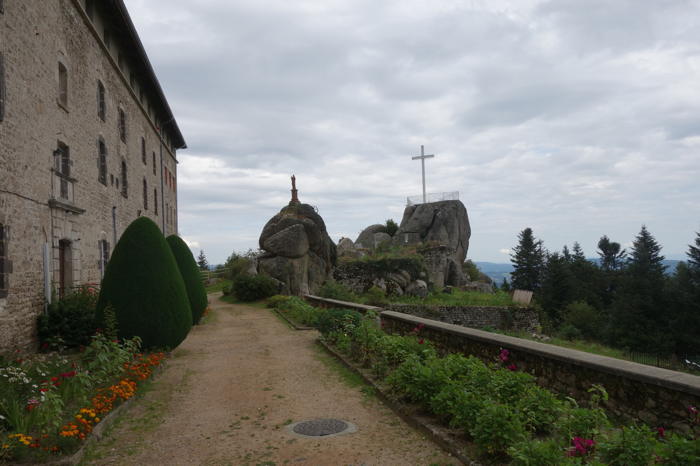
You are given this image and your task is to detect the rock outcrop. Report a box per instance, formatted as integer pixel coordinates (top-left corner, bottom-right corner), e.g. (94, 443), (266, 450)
(393, 200), (471, 288)
(355, 224), (388, 250)
(258, 202), (336, 295)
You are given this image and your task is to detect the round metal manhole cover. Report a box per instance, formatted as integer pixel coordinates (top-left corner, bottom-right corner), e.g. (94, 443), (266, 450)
(288, 418), (357, 438)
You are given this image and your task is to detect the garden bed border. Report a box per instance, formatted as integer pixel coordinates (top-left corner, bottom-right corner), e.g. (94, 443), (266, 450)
(303, 295), (382, 314)
(317, 339), (480, 466)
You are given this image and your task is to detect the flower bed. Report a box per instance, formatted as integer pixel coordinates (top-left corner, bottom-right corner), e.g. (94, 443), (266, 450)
(273, 297), (700, 464)
(0, 335), (164, 463)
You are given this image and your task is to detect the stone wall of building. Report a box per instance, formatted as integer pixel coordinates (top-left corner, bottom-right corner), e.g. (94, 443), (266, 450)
(381, 311), (700, 435)
(387, 304), (540, 333)
(0, 0), (183, 351)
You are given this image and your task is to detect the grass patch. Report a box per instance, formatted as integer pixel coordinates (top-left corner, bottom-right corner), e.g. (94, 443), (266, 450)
(219, 295), (268, 308)
(205, 279), (232, 294)
(390, 289), (513, 307)
(313, 345), (372, 395)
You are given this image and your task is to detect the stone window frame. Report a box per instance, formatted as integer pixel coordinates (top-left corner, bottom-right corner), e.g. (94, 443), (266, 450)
(0, 0), (4, 14)
(98, 239), (110, 278)
(142, 177), (148, 210)
(97, 137), (107, 185)
(118, 106), (126, 143)
(120, 160), (128, 198)
(0, 221), (10, 299)
(97, 80), (106, 121)
(58, 61), (68, 109)
(152, 152), (156, 175)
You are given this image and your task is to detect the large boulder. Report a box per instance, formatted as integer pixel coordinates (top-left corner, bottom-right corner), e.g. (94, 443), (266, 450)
(337, 237), (356, 257)
(258, 203), (336, 295)
(355, 224), (387, 249)
(394, 200), (471, 287)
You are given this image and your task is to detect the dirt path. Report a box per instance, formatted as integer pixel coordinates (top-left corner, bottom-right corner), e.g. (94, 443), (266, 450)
(82, 294), (456, 466)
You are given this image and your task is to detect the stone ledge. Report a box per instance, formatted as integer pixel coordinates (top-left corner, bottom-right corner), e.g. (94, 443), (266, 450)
(303, 295), (383, 314)
(381, 311), (700, 397)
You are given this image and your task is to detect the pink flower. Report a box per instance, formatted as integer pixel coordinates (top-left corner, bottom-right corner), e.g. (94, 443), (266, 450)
(689, 406), (698, 415)
(499, 349), (510, 362)
(568, 437), (595, 457)
(418, 339), (424, 345)
(657, 427), (665, 438)
(60, 371), (76, 378)
(507, 363), (518, 371)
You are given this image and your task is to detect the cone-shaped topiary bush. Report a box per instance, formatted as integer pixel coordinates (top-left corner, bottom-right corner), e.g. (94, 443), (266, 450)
(95, 217), (192, 349)
(166, 234), (208, 325)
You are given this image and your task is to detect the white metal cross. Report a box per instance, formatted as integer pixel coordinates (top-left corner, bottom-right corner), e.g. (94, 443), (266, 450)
(411, 145), (435, 204)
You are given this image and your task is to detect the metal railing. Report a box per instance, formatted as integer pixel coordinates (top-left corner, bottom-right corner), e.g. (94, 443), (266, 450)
(623, 351), (700, 374)
(406, 191), (459, 206)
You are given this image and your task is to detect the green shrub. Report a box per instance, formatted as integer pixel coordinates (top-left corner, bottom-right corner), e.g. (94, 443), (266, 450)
(561, 301), (603, 340)
(37, 285), (99, 349)
(231, 274), (278, 301)
(318, 281), (358, 302)
(508, 439), (567, 466)
(657, 433), (700, 465)
(365, 285), (388, 306)
(95, 217), (192, 350)
(597, 424), (656, 466)
(558, 323), (582, 341)
(430, 382), (486, 429)
(385, 219), (399, 237)
(487, 368), (536, 404)
(555, 406), (609, 440)
(276, 296), (319, 326)
(516, 385), (564, 433)
(470, 403), (527, 456)
(316, 308), (361, 335)
(166, 235), (208, 325)
(267, 295), (290, 308)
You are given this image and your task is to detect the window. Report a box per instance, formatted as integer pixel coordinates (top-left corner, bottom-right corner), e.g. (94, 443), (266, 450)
(118, 108), (126, 142)
(142, 178), (148, 210)
(152, 152), (156, 175)
(141, 137), (146, 164)
(165, 203), (169, 224)
(120, 160), (128, 197)
(0, 53), (5, 121)
(97, 80), (105, 121)
(58, 62), (68, 108)
(154, 189), (158, 215)
(55, 142), (70, 199)
(97, 138), (107, 185)
(98, 239), (110, 278)
(58, 239), (72, 298)
(85, 0), (94, 20)
(0, 223), (8, 298)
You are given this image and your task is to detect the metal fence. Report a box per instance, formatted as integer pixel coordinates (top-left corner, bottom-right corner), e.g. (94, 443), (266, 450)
(623, 351), (700, 374)
(406, 191), (459, 206)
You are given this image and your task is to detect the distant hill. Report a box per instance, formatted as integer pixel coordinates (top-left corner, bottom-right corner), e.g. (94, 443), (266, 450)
(474, 260), (682, 285)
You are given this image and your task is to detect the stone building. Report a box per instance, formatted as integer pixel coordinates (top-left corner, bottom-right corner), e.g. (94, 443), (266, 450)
(0, 0), (186, 350)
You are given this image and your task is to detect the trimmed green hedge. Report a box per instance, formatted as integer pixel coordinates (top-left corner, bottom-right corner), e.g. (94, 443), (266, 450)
(95, 217), (192, 349)
(167, 235), (208, 324)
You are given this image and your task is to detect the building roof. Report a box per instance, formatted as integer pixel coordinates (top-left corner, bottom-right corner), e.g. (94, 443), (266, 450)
(104, 0), (187, 150)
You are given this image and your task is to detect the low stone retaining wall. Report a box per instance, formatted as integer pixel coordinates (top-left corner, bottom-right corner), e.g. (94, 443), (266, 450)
(387, 304), (539, 333)
(381, 311), (700, 434)
(303, 295), (382, 314)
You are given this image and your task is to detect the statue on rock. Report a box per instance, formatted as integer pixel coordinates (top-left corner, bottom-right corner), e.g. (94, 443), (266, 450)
(257, 176), (337, 295)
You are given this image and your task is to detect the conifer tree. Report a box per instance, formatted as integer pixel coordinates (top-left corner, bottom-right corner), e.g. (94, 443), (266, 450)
(688, 230), (700, 280)
(197, 249), (209, 271)
(96, 217), (192, 350)
(510, 228), (545, 292)
(597, 235), (626, 271)
(168, 236), (208, 325)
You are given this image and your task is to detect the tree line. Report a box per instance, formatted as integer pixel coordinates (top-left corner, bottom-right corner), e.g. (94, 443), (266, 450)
(505, 226), (700, 357)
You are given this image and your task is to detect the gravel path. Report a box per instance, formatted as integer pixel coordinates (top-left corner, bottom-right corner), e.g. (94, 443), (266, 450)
(82, 294), (456, 466)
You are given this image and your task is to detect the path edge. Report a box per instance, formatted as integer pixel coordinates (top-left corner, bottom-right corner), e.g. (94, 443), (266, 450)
(316, 339), (481, 466)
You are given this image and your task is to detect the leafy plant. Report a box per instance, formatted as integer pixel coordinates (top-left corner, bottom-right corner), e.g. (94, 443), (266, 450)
(508, 439), (568, 466)
(365, 285), (388, 306)
(318, 281), (359, 302)
(516, 385), (565, 433)
(469, 403), (527, 456)
(657, 433), (700, 465)
(316, 308), (361, 335)
(597, 424), (656, 466)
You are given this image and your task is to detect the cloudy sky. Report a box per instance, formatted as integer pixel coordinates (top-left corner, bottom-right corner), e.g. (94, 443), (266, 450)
(124, 0), (700, 264)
